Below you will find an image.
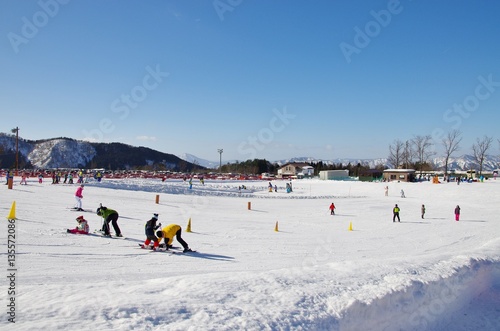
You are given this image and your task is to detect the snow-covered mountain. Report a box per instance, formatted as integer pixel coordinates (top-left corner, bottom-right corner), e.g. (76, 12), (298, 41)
(176, 153), (219, 169)
(431, 154), (500, 171)
(29, 139), (97, 169)
(0, 134), (196, 170)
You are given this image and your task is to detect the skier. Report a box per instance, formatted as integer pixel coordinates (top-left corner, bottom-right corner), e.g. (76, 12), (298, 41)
(38, 173), (43, 184)
(67, 215), (89, 234)
(74, 184), (84, 211)
(140, 213), (162, 250)
(96, 205), (122, 237)
(384, 186), (388, 196)
(20, 172), (28, 185)
(393, 204), (401, 222)
(454, 205), (460, 221)
(156, 224), (192, 252)
(268, 182), (273, 192)
(400, 189), (406, 198)
(421, 204), (426, 219)
(329, 202), (336, 215)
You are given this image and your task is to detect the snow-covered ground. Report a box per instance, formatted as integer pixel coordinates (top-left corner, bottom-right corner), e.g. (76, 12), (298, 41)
(2, 176), (499, 331)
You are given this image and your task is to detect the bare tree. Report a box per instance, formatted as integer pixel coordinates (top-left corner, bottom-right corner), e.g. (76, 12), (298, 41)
(442, 130), (462, 177)
(412, 135), (435, 176)
(402, 140), (414, 169)
(472, 135), (493, 176)
(388, 139), (404, 168)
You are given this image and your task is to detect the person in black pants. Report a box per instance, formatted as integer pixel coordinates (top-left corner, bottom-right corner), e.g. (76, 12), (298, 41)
(141, 213), (162, 250)
(393, 204), (400, 222)
(97, 206), (122, 237)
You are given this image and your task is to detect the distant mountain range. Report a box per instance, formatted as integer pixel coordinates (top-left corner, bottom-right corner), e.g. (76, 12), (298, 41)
(177, 154), (500, 172)
(1, 133), (498, 171)
(0, 134), (199, 171)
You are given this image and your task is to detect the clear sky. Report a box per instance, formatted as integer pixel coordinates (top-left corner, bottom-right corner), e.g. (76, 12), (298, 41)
(1, 0), (499, 162)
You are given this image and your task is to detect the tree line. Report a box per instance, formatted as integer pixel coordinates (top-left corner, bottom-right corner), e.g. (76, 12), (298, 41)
(388, 130), (498, 176)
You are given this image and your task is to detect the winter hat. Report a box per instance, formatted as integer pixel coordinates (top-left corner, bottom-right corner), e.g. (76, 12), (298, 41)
(76, 215), (85, 222)
(153, 213), (159, 220)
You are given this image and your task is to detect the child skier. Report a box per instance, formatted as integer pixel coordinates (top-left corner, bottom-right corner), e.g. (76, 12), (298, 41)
(20, 172), (28, 185)
(421, 204), (426, 219)
(140, 213), (162, 250)
(329, 202), (336, 215)
(74, 184), (84, 211)
(393, 204), (401, 222)
(454, 205), (460, 221)
(156, 224), (192, 252)
(67, 215), (89, 234)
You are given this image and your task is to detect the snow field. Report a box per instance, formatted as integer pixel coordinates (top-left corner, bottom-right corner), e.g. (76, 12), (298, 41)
(1, 177), (499, 330)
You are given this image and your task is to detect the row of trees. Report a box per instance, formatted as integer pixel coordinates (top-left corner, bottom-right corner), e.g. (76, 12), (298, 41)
(388, 130), (498, 176)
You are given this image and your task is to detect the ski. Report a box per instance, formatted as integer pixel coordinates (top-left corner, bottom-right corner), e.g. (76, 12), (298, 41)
(93, 230), (126, 239)
(167, 249), (197, 255)
(136, 244), (195, 253)
(67, 207), (91, 212)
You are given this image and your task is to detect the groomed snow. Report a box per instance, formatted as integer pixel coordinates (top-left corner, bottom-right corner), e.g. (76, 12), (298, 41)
(2, 177), (499, 330)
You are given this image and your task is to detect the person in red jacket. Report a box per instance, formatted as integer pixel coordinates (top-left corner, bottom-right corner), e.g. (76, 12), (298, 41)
(329, 202), (336, 215)
(67, 215), (89, 234)
(74, 184), (84, 211)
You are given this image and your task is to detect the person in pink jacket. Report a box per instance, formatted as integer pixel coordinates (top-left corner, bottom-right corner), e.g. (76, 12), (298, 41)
(454, 205), (460, 221)
(74, 184), (84, 211)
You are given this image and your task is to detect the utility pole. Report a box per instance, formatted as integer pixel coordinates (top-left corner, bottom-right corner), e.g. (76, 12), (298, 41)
(217, 149), (223, 176)
(11, 127), (19, 176)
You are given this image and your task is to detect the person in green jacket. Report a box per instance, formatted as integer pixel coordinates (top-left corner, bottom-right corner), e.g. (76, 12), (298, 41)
(96, 205), (122, 237)
(393, 204), (401, 222)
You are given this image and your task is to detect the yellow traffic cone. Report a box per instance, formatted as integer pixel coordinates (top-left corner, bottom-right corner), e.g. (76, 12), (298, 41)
(186, 217), (192, 232)
(7, 201), (16, 219)
(274, 221), (279, 232)
(348, 221), (353, 231)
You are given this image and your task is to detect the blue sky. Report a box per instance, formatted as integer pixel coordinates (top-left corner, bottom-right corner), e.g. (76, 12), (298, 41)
(1, 0), (499, 162)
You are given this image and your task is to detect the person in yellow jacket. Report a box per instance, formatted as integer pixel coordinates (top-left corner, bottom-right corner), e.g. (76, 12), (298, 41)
(156, 224), (192, 252)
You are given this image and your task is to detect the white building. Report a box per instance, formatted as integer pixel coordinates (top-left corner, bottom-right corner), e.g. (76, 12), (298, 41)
(319, 170), (349, 180)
